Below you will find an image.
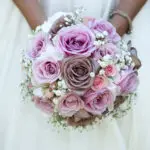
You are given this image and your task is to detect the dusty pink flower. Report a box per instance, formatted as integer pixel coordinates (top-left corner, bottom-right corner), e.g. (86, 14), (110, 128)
(58, 92), (84, 117)
(54, 24), (96, 56)
(92, 43), (117, 60)
(62, 56), (95, 90)
(33, 96), (54, 114)
(104, 65), (117, 77)
(32, 57), (60, 84)
(83, 88), (115, 115)
(117, 70), (139, 95)
(45, 90), (54, 99)
(88, 19), (121, 43)
(92, 75), (108, 91)
(28, 32), (48, 59)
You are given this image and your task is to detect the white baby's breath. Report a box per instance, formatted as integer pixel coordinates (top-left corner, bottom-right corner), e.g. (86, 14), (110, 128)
(98, 61), (108, 68)
(99, 69), (105, 75)
(103, 31), (108, 36)
(90, 72), (95, 78)
(102, 55), (111, 61)
(53, 98), (59, 105)
(96, 33), (104, 38)
(53, 90), (63, 96)
(33, 88), (43, 97)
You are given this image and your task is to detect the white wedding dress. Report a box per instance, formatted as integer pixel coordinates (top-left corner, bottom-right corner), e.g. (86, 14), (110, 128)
(0, 0), (150, 150)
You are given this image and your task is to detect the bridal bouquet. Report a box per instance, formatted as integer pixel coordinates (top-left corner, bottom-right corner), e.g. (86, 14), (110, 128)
(21, 8), (141, 129)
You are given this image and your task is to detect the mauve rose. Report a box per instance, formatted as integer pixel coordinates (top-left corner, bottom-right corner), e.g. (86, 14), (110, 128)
(28, 32), (48, 59)
(32, 57), (60, 84)
(88, 19), (120, 43)
(58, 92), (84, 117)
(83, 88), (115, 115)
(92, 75), (108, 91)
(92, 43), (117, 60)
(54, 24), (96, 56)
(33, 96), (54, 114)
(117, 70), (139, 95)
(62, 56), (95, 90)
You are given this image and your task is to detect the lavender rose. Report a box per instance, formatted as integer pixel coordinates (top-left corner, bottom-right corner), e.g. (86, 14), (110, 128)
(92, 43), (117, 60)
(83, 88), (115, 115)
(58, 92), (84, 117)
(117, 71), (139, 95)
(62, 56), (95, 90)
(33, 96), (54, 114)
(28, 32), (48, 59)
(88, 19), (120, 43)
(32, 57), (60, 84)
(54, 24), (96, 56)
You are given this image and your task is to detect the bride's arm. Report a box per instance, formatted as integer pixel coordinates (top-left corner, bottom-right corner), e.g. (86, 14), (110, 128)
(13, 0), (46, 29)
(110, 0), (147, 36)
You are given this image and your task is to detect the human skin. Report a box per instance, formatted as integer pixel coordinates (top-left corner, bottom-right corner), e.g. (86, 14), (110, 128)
(13, 0), (147, 35)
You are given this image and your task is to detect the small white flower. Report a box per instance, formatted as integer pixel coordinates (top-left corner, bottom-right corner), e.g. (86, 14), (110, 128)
(125, 55), (131, 61)
(59, 24), (63, 27)
(64, 17), (71, 22)
(116, 65), (121, 71)
(119, 63), (125, 68)
(99, 69), (105, 75)
(131, 62), (135, 67)
(61, 80), (68, 89)
(120, 57), (125, 63)
(41, 21), (52, 33)
(94, 41), (99, 46)
(122, 65), (128, 70)
(33, 88), (43, 97)
(58, 81), (62, 87)
(103, 31), (108, 36)
(122, 43), (128, 51)
(53, 98), (59, 105)
(116, 54), (121, 59)
(53, 90), (62, 96)
(35, 25), (42, 33)
(98, 61), (108, 68)
(103, 55), (111, 61)
(96, 33), (104, 38)
(90, 72), (95, 78)
(108, 103), (114, 112)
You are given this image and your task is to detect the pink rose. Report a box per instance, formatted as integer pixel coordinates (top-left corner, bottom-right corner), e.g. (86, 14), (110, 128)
(104, 65), (117, 77)
(32, 57), (60, 84)
(92, 75), (108, 91)
(92, 43), (117, 60)
(88, 19), (120, 43)
(58, 92), (84, 117)
(117, 70), (139, 95)
(54, 25), (96, 56)
(83, 88), (115, 115)
(28, 32), (48, 59)
(33, 96), (54, 114)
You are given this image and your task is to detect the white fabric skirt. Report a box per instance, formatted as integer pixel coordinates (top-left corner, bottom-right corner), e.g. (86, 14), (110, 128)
(0, 0), (150, 150)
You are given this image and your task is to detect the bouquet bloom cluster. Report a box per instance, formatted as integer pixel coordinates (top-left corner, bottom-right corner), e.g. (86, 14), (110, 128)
(21, 8), (141, 129)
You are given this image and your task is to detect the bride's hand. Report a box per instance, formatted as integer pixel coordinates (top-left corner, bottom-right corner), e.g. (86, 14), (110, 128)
(109, 15), (129, 36)
(109, 0), (147, 36)
(13, 0), (46, 30)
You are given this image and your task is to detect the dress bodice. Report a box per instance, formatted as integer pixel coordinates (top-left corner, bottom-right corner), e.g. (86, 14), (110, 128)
(41, 0), (118, 19)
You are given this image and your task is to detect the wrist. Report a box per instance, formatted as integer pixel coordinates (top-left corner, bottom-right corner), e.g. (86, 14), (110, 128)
(110, 15), (129, 36)
(110, 13), (130, 36)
